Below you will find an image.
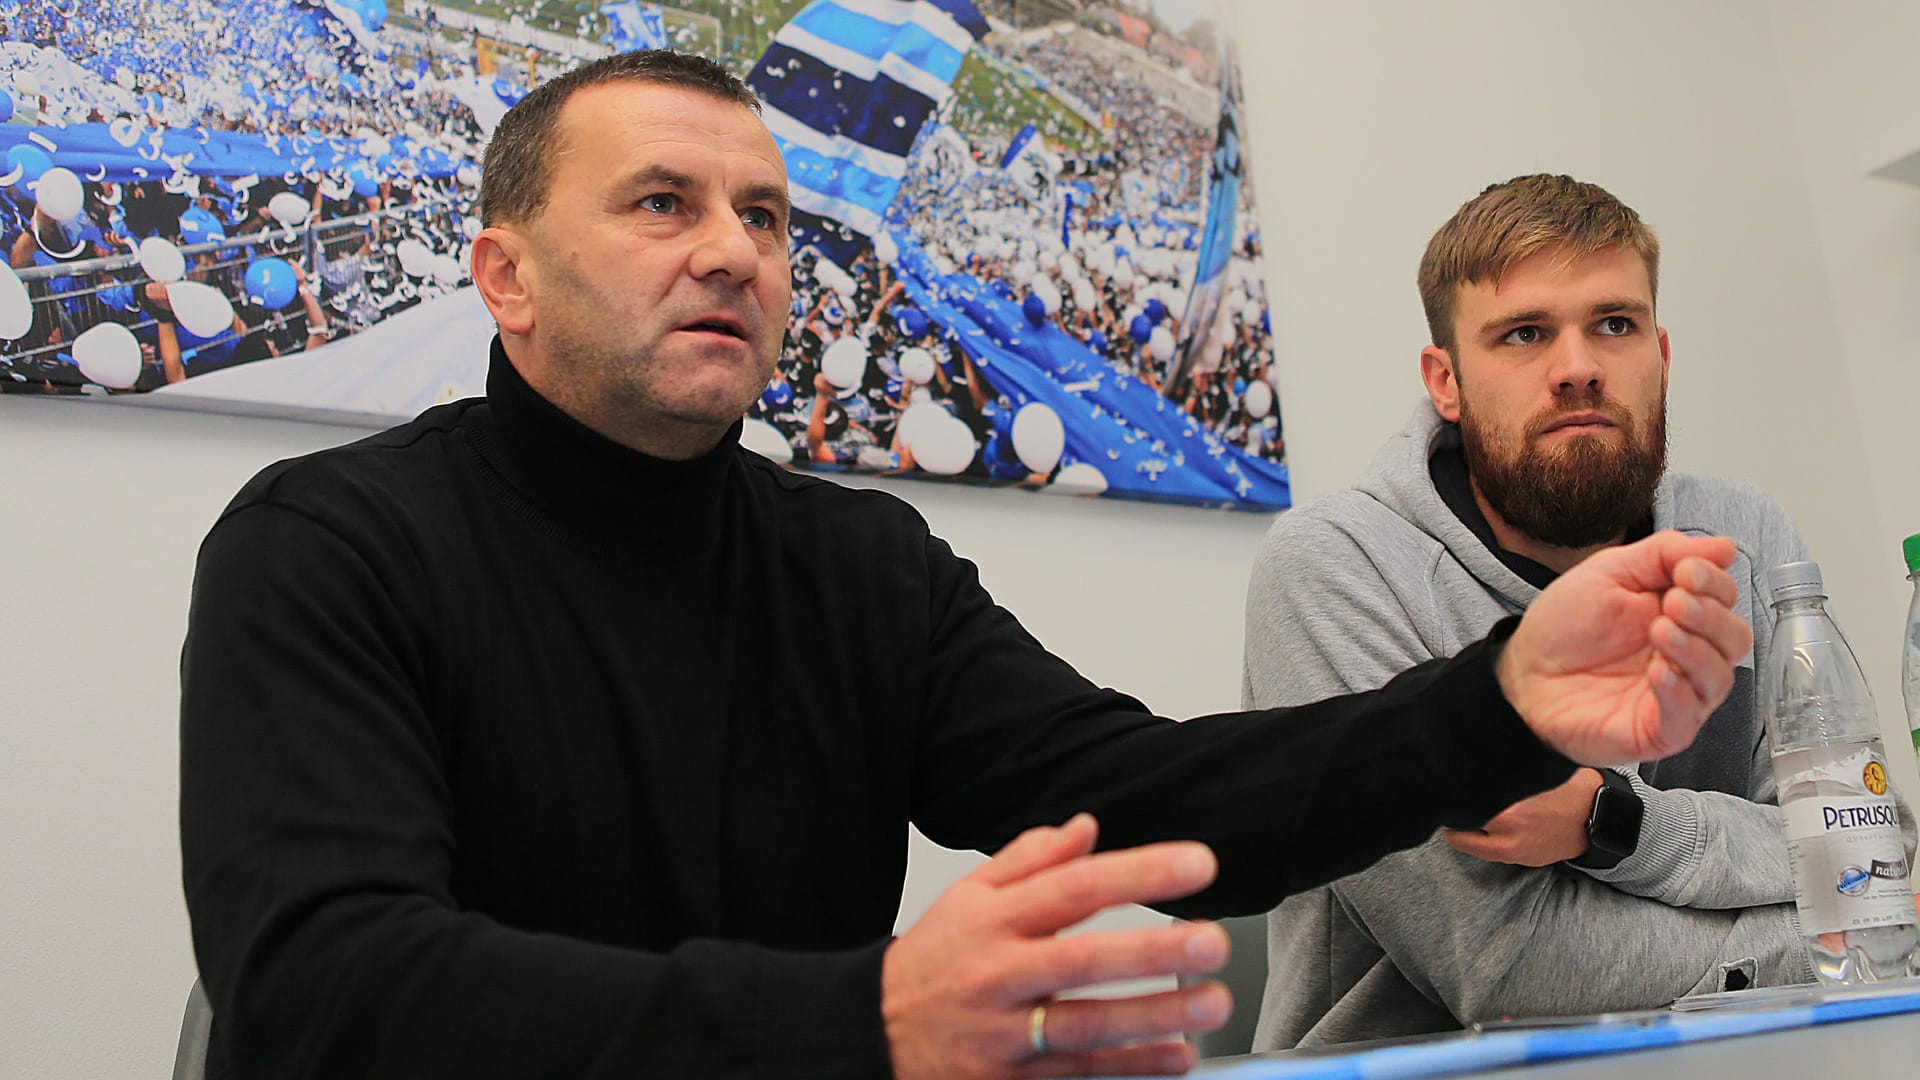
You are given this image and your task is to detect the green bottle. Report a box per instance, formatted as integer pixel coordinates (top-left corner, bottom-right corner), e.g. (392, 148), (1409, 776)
(1905, 535), (1920, 758)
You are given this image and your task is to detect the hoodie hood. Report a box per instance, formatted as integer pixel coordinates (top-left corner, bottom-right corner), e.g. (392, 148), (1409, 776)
(1354, 399), (1676, 610)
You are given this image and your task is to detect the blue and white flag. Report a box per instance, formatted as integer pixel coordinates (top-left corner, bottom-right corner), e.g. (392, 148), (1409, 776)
(998, 122), (1037, 169)
(1169, 52), (1245, 394)
(600, 0), (666, 53)
(748, 0), (989, 264)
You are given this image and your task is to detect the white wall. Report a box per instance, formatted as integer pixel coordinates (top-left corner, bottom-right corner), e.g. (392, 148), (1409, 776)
(1765, 0), (1920, 747)
(7, 2), (1920, 1074)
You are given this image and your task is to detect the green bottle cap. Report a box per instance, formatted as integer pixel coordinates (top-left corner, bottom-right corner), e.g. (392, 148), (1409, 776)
(1906, 533), (1920, 575)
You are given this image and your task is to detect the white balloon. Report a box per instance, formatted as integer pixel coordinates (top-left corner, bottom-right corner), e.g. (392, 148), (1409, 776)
(739, 418), (793, 463)
(454, 163), (480, 187)
(897, 401), (945, 450)
(138, 236), (185, 283)
(816, 258), (858, 300)
(822, 334), (868, 389)
(1031, 278), (1061, 317)
(1010, 402), (1065, 474)
(1052, 462), (1108, 494)
(1072, 278), (1096, 312)
(33, 167), (83, 223)
(914, 415), (976, 475)
(1198, 337), (1226, 373)
(430, 254), (463, 286)
(1112, 257), (1135, 289)
(1148, 324), (1174, 363)
(1245, 380), (1274, 419)
(71, 321), (141, 388)
(166, 280), (235, 337)
(899, 346), (936, 385)
(395, 239), (434, 277)
(268, 190), (310, 226)
(1012, 260), (1035, 288)
(873, 231), (898, 266)
(0, 261), (31, 338)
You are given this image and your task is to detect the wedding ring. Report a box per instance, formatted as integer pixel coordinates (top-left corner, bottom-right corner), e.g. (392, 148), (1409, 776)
(1027, 1002), (1050, 1056)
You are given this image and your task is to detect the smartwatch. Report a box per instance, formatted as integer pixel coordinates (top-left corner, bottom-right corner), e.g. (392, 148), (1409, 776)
(1567, 768), (1643, 870)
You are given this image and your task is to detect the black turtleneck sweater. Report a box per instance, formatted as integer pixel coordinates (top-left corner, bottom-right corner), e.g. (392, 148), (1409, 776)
(180, 342), (1572, 1079)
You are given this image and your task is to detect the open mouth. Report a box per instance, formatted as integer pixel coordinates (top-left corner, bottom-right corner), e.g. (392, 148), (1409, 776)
(679, 317), (748, 339)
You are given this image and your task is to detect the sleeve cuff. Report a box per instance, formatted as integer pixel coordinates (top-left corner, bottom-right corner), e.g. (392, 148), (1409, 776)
(1574, 773), (1698, 899)
(751, 938), (894, 1078)
(1424, 616), (1578, 830)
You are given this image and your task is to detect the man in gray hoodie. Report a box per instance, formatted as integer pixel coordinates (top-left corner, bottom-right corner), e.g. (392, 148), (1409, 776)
(1247, 174), (1848, 1050)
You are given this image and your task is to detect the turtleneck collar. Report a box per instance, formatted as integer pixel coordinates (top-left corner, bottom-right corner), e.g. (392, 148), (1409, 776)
(468, 337), (743, 547)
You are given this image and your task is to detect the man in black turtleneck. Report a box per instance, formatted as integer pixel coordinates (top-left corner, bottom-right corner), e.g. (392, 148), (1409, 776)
(181, 51), (1754, 1080)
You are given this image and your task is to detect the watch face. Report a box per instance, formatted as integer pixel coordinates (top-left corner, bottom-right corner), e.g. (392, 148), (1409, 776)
(1589, 780), (1645, 858)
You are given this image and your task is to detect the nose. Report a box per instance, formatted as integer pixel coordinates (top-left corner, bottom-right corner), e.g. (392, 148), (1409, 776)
(1546, 333), (1605, 396)
(688, 210), (760, 285)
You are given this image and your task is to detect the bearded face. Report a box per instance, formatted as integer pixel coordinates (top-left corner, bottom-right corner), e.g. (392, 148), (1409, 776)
(1458, 382), (1667, 550)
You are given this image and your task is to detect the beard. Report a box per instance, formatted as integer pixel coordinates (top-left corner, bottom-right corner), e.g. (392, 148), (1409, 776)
(1459, 386), (1667, 550)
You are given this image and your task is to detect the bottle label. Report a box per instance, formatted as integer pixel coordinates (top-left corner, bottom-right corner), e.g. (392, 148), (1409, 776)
(1782, 791), (1915, 934)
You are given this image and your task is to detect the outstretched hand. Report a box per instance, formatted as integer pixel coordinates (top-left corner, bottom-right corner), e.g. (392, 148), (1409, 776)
(1499, 531), (1752, 766)
(882, 814), (1231, 1079)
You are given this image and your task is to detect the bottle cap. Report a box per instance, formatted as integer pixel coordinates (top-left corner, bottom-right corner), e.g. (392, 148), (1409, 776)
(1765, 560), (1826, 604)
(1905, 533), (1920, 575)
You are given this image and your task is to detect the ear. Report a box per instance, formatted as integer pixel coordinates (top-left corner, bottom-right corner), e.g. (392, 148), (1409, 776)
(1657, 325), (1671, 382)
(471, 226), (534, 337)
(1421, 345), (1462, 422)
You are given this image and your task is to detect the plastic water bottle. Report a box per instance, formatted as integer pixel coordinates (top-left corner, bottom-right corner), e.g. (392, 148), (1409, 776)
(1904, 534), (1920, 763)
(1762, 561), (1920, 983)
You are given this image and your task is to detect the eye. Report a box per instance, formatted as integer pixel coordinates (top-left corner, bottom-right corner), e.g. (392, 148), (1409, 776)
(638, 192), (679, 214)
(1595, 315), (1635, 336)
(741, 206), (774, 230)
(1501, 325), (1544, 346)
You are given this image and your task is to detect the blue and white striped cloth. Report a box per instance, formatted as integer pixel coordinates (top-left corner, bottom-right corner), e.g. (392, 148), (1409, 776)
(748, 0), (988, 259)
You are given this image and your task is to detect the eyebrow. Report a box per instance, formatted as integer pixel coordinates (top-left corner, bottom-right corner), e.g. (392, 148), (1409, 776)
(738, 181), (792, 216)
(1477, 297), (1653, 339)
(615, 164), (694, 196)
(615, 166), (791, 216)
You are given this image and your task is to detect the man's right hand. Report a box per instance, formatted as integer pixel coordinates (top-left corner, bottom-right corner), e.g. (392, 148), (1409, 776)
(881, 814), (1231, 1079)
(1497, 531), (1750, 766)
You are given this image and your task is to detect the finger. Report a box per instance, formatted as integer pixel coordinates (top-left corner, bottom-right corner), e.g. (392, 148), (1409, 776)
(1671, 554), (1738, 609)
(999, 921), (1228, 1001)
(1002, 842), (1217, 936)
(1645, 643), (1714, 759)
(1442, 829), (1500, 859)
(974, 813), (1100, 888)
(1662, 584), (1753, 663)
(1014, 1041), (1198, 1078)
(1653, 613), (1738, 708)
(1037, 982), (1231, 1057)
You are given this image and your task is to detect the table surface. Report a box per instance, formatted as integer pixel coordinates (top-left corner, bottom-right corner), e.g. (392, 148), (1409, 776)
(1191, 984), (1920, 1079)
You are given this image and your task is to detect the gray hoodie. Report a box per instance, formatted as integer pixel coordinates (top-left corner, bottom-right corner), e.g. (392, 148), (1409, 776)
(1246, 401), (1834, 1050)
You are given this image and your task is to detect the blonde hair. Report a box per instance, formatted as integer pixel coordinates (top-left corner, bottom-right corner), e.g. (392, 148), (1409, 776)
(1418, 174), (1659, 354)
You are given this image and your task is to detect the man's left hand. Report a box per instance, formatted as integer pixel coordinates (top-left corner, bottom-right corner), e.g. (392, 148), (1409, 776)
(1443, 768), (1602, 866)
